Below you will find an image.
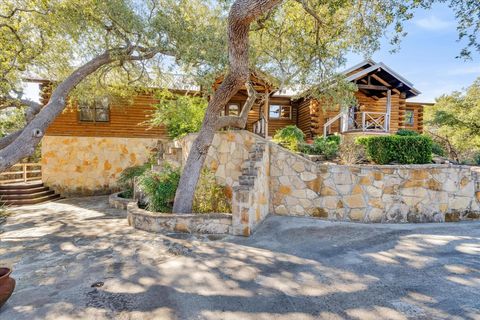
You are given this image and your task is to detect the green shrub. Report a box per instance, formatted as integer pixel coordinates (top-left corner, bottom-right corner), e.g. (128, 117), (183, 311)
(193, 169), (232, 213)
(273, 125), (305, 151)
(138, 164), (181, 212)
(117, 163), (151, 198)
(396, 129), (419, 136)
(299, 135), (340, 160)
(356, 135), (433, 164)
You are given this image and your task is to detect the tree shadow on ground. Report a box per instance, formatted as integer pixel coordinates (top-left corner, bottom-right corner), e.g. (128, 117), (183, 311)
(1, 198), (480, 319)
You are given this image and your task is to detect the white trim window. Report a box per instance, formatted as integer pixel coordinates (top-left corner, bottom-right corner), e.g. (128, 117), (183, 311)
(269, 104), (291, 119)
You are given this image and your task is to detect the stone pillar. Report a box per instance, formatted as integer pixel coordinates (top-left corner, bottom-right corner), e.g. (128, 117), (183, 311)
(232, 186), (253, 236)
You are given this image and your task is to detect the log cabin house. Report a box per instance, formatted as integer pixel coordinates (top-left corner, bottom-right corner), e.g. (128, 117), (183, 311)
(38, 60), (430, 195)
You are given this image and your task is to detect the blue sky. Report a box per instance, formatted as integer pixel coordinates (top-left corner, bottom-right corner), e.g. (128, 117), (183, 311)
(24, 3), (479, 103)
(348, 3), (480, 103)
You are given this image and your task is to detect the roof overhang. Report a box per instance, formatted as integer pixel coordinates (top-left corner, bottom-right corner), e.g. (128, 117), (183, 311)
(343, 60), (420, 99)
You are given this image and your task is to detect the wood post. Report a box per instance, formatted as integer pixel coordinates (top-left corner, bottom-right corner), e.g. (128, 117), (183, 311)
(23, 163), (27, 183)
(386, 89), (392, 132)
(263, 90), (269, 138)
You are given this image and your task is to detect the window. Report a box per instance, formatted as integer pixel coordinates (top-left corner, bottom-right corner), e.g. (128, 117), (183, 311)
(405, 109), (414, 126)
(226, 103), (240, 116)
(269, 105), (291, 119)
(221, 103), (241, 116)
(79, 97), (110, 122)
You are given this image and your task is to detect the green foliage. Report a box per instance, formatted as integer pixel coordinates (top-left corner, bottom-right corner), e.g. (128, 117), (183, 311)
(473, 153), (480, 166)
(117, 163), (151, 198)
(193, 168), (231, 213)
(431, 142), (446, 157)
(273, 125), (305, 151)
(396, 129), (419, 136)
(356, 135), (433, 165)
(0, 107), (25, 137)
(339, 138), (366, 165)
(425, 78), (480, 162)
(137, 165), (231, 213)
(138, 164), (181, 213)
(150, 90), (207, 139)
(299, 135), (340, 160)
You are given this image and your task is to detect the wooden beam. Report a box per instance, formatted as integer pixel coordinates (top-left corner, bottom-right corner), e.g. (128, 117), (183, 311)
(357, 84), (389, 91)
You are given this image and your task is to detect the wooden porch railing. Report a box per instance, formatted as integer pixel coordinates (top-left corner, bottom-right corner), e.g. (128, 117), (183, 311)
(348, 112), (388, 132)
(324, 111), (389, 137)
(0, 163), (42, 184)
(253, 116), (267, 138)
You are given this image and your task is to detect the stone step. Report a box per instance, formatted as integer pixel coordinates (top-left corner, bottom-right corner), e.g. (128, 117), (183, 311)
(241, 167), (258, 176)
(239, 175), (255, 186)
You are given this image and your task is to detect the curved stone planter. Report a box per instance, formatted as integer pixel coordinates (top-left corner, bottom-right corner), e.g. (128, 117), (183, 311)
(127, 202), (232, 235)
(109, 192), (133, 210)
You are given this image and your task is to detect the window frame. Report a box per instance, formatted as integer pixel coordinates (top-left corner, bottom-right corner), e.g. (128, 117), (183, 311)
(226, 103), (241, 116)
(269, 104), (292, 120)
(78, 97), (110, 123)
(405, 109), (415, 126)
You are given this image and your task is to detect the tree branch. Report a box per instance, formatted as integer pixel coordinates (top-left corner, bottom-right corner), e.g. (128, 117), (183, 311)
(0, 45), (165, 171)
(215, 82), (260, 129)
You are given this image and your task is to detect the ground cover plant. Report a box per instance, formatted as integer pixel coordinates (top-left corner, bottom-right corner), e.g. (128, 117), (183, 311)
(299, 135), (340, 160)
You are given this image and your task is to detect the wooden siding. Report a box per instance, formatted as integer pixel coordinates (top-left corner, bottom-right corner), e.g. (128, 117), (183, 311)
(296, 99), (314, 139)
(43, 89), (168, 138)
(228, 91), (295, 137)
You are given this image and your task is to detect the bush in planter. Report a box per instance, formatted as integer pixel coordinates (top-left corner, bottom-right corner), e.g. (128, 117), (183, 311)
(193, 168), (232, 213)
(356, 134), (433, 164)
(273, 125), (305, 151)
(299, 135), (340, 160)
(138, 164), (181, 212)
(117, 163), (151, 198)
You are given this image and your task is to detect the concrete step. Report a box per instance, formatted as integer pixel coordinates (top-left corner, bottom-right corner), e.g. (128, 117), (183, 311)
(0, 186), (50, 195)
(1, 193), (62, 206)
(0, 182), (44, 190)
(0, 189), (54, 200)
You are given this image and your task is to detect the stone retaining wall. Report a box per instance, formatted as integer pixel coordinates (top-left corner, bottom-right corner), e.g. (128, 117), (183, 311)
(178, 131), (480, 225)
(108, 192), (133, 210)
(127, 202), (232, 234)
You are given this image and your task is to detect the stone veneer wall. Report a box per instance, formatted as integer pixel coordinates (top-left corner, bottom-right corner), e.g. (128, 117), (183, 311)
(269, 143), (480, 223)
(42, 136), (159, 196)
(127, 202), (232, 234)
(179, 131), (480, 224)
(176, 131), (256, 195)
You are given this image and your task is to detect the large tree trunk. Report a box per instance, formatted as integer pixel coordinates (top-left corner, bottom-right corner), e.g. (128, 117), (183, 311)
(172, 0), (282, 213)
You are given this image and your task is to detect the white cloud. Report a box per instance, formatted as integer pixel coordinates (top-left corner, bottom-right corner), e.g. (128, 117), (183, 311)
(414, 15), (455, 31)
(446, 65), (480, 76)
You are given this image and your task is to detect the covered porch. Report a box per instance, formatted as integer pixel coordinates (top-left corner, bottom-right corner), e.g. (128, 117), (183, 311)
(322, 60), (420, 137)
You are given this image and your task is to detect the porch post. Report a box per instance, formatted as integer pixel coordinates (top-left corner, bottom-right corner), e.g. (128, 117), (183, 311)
(341, 107), (349, 133)
(263, 90), (269, 138)
(386, 89), (391, 132)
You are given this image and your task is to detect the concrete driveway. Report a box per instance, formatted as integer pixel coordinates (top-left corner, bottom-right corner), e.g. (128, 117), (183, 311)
(1, 197), (479, 320)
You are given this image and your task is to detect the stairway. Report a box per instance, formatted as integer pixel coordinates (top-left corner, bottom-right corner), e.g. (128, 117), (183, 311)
(0, 182), (62, 206)
(238, 142), (266, 189)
